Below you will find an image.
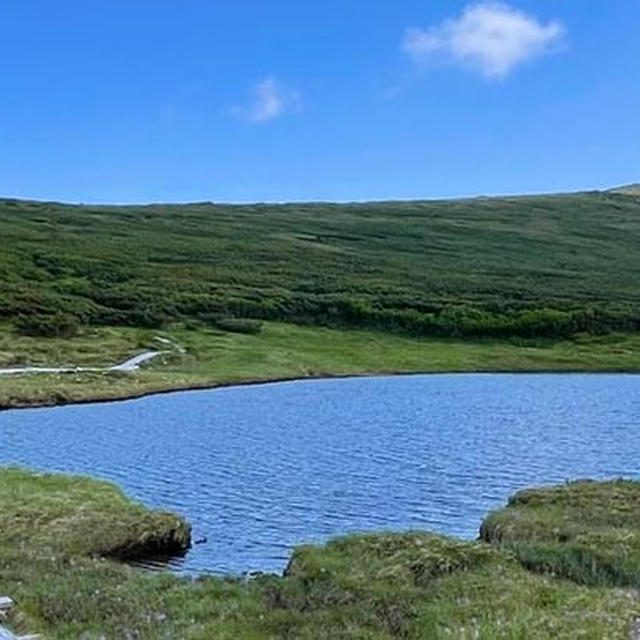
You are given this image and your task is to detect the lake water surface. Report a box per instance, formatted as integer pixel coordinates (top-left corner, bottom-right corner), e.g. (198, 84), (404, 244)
(1, 374), (639, 575)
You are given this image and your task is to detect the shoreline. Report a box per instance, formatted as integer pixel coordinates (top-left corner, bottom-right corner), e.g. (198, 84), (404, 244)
(3, 365), (639, 413)
(3, 469), (640, 637)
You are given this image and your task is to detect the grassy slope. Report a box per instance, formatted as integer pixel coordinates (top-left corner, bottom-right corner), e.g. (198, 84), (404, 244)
(609, 184), (640, 196)
(0, 469), (190, 560)
(2, 190), (640, 407)
(3, 469), (640, 639)
(2, 322), (640, 409)
(2, 191), (640, 331)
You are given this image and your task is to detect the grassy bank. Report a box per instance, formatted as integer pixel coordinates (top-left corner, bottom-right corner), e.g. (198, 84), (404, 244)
(481, 480), (640, 588)
(1, 322), (640, 409)
(0, 469), (191, 561)
(2, 469), (640, 639)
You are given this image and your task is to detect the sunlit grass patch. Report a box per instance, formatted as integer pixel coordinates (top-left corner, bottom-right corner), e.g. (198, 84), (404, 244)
(481, 479), (640, 587)
(0, 468), (190, 560)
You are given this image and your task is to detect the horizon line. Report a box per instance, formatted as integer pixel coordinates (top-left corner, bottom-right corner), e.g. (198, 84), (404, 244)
(0, 182), (636, 208)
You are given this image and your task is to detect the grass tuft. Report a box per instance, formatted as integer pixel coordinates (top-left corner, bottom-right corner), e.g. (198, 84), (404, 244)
(480, 479), (640, 587)
(4, 469), (640, 638)
(0, 468), (191, 560)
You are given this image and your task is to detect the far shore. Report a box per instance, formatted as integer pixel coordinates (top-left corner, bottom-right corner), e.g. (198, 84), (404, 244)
(3, 366), (640, 413)
(2, 321), (640, 412)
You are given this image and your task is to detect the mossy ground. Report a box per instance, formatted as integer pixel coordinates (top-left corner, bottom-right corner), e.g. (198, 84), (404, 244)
(481, 479), (640, 589)
(2, 322), (640, 410)
(2, 469), (640, 638)
(0, 469), (190, 560)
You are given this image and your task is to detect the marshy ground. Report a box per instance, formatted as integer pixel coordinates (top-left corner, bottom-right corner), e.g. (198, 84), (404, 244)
(2, 322), (640, 410)
(2, 468), (640, 639)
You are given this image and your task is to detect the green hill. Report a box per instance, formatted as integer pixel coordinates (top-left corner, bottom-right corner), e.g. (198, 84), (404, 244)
(609, 183), (640, 196)
(2, 189), (640, 339)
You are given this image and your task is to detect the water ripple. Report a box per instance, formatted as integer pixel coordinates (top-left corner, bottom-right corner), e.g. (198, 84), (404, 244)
(1, 373), (639, 574)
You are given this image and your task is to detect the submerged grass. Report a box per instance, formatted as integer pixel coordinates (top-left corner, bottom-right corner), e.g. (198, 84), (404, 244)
(3, 469), (640, 638)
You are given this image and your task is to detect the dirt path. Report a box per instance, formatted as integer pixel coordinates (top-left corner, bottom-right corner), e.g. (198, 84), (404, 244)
(0, 350), (167, 377)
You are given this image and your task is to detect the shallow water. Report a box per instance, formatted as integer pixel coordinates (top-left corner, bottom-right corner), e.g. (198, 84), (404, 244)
(1, 374), (639, 575)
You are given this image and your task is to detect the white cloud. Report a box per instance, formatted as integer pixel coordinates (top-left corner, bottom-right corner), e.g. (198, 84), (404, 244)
(232, 77), (300, 123)
(402, 2), (565, 79)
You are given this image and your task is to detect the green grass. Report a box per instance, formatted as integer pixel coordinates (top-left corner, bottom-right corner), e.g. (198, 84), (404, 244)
(3, 189), (640, 408)
(0, 468), (190, 560)
(3, 469), (640, 639)
(276, 532), (639, 639)
(481, 479), (640, 588)
(2, 190), (640, 340)
(0, 325), (149, 368)
(2, 322), (640, 409)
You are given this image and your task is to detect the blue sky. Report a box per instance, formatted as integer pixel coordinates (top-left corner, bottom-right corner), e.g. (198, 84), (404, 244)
(1, 1), (639, 203)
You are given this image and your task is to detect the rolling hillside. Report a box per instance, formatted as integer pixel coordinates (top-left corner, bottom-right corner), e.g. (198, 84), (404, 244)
(609, 183), (640, 196)
(2, 190), (640, 339)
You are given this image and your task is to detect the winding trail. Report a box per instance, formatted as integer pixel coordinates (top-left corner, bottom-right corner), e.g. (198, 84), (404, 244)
(0, 350), (167, 377)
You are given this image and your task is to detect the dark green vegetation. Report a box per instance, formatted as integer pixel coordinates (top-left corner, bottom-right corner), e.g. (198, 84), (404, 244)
(481, 479), (640, 588)
(3, 190), (640, 408)
(2, 190), (640, 341)
(3, 469), (640, 639)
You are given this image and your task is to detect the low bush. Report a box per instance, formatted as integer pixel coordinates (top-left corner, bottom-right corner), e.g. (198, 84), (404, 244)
(213, 317), (263, 334)
(15, 312), (81, 338)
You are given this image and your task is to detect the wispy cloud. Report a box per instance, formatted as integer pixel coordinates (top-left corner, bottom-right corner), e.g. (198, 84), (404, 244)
(402, 2), (565, 79)
(232, 77), (300, 123)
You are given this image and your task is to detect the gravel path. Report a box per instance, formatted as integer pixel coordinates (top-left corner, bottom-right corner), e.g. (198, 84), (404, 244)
(0, 350), (167, 377)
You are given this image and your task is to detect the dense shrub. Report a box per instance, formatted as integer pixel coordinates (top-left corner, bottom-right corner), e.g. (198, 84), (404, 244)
(2, 193), (640, 340)
(213, 317), (263, 334)
(15, 312), (81, 338)
(126, 305), (170, 329)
